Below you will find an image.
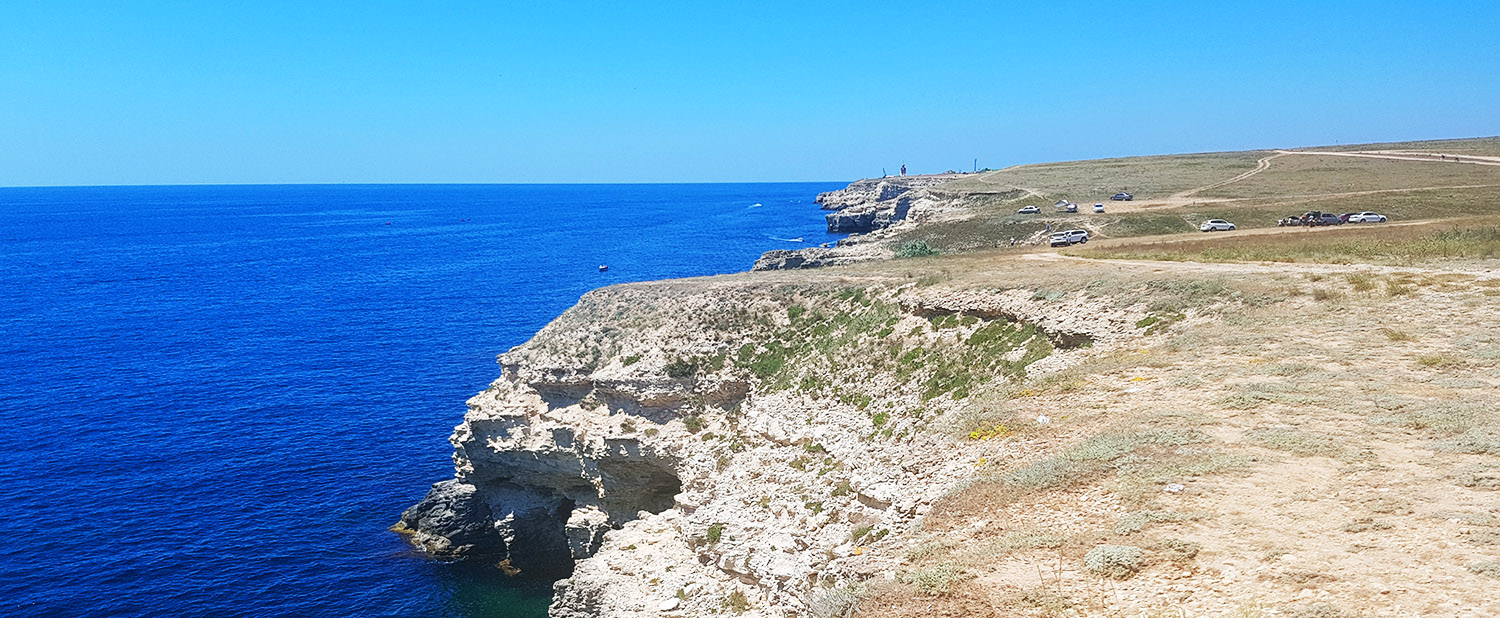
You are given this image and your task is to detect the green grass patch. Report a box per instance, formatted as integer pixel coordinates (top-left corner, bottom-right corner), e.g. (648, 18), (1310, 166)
(898, 562), (972, 595)
(894, 240), (939, 258)
(1245, 427), (1347, 458)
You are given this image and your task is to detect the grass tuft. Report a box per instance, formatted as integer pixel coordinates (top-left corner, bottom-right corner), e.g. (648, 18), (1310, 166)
(898, 562), (972, 595)
(1084, 544), (1144, 579)
(1245, 427), (1346, 458)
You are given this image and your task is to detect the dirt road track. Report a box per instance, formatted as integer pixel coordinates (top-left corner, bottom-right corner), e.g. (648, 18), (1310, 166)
(1280, 149), (1500, 167)
(1021, 245), (1500, 282)
(1174, 152), (1285, 199)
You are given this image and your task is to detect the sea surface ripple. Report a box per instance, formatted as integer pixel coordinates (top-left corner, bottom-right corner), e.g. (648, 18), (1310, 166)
(0, 182), (843, 617)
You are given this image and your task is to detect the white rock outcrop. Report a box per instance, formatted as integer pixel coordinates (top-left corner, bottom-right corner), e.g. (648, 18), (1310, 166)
(400, 281), (1148, 616)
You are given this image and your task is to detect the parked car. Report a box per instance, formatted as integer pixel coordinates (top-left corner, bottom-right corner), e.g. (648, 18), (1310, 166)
(1111, 192), (1133, 201)
(1093, 203), (1105, 213)
(1017, 205), (1041, 214)
(1289, 210), (1337, 226)
(1278, 214), (1303, 227)
(1200, 219), (1236, 232)
(1049, 229), (1090, 246)
(1348, 211), (1388, 223)
(1339, 212), (1358, 223)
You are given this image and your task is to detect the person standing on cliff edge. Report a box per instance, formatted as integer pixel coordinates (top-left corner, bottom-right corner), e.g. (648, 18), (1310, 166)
(900, 164), (906, 176)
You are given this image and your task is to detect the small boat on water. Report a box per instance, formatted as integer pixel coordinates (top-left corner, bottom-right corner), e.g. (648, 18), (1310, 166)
(598, 265), (609, 272)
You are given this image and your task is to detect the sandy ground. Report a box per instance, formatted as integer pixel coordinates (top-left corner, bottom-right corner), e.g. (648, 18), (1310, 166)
(851, 251), (1500, 618)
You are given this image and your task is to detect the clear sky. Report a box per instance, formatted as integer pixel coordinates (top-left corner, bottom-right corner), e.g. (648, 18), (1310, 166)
(2, 1), (1497, 186)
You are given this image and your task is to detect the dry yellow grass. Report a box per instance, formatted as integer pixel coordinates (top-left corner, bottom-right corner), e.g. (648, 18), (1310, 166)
(852, 253), (1500, 617)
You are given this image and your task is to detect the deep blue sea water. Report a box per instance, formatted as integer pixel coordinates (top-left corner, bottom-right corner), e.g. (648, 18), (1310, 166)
(0, 183), (843, 617)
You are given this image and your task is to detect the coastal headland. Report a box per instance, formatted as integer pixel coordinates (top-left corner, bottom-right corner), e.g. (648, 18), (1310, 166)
(400, 136), (1500, 617)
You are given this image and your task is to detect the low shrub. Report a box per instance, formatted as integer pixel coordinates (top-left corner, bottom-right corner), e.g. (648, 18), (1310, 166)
(894, 240), (940, 259)
(1455, 464), (1500, 490)
(1153, 538), (1201, 562)
(724, 590), (750, 613)
(665, 356), (699, 378)
(1112, 510), (1194, 535)
(898, 562), (971, 595)
(1084, 544), (1144, 579)
(998, 529), (1064, 551)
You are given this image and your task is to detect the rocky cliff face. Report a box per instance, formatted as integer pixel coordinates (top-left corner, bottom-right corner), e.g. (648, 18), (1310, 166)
(754, 174), (972, 271)
(817, 177), (940, 234)
(400, 277), (1150, 617)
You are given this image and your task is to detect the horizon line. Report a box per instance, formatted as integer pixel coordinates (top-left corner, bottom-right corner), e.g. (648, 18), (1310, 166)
(7, 134), (1497, 191)
(0, 179), (856, 190)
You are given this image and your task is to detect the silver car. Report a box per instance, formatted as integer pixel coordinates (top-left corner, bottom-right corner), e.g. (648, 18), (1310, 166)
(1199, 219), (1236, 232)
(1049, 229), (1090, 246)
(1348, 211), (1388, 223)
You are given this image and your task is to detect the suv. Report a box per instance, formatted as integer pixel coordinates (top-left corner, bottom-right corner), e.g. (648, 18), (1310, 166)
(1199, 219), (1236, 232)
(1049, 229), (1089, 246)
(1111, 192), (1133, 201)
(1316, 212), (1344, 225)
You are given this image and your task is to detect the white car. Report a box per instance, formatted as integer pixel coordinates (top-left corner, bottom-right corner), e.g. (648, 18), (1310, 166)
(1017, 205), (1041, 214)
(1049, 229), (1090, 247)
(1200, 219), (1236, 232)
(1093, 203), (1105, 213)
(1348, 211), (1388, 223)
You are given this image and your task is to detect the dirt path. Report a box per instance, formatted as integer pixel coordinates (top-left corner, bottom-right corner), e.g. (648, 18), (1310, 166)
(1023, 250), (1500, 282)
(1280, 149), (1500, 167)
(1087, 217), (1447, 247)
(1010, 223), (1500, 282)
(966, 164), (1048, 201)
(1174, 152), (1285, 199)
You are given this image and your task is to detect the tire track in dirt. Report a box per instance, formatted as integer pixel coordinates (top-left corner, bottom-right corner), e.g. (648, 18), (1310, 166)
(1281, 149), (1500, 167)
(1174, 152), (1284, 199)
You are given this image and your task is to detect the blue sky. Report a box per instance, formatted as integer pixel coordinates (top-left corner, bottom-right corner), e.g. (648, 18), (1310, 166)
(2, 1), (1497, 186)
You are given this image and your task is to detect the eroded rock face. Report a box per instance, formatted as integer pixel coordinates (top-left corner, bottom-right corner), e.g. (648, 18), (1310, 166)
(816, 176), (951, 234)
(400, 376), (686, 576)
(400, 282), (1148, 617)
(754, 174), (972, 270)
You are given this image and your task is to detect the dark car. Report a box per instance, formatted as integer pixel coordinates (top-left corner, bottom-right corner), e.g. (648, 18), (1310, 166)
(1339, 212), (1358, 223)
(1111, 192), (1133, 201)
(1294, 211), (1342, 226)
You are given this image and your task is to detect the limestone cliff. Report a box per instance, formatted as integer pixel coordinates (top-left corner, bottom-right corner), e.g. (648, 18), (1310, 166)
(816, 176), (952, 234)
(754, 174), (974, 271)
(399, 276), (1152, 617)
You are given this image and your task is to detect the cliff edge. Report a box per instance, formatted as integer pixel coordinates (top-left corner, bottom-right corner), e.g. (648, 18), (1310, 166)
(753, 174), (975, 271)
(398, 271), (1160, 616)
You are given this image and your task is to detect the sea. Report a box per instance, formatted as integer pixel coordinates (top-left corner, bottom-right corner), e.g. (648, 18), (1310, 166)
(0, 182), (845, 618)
